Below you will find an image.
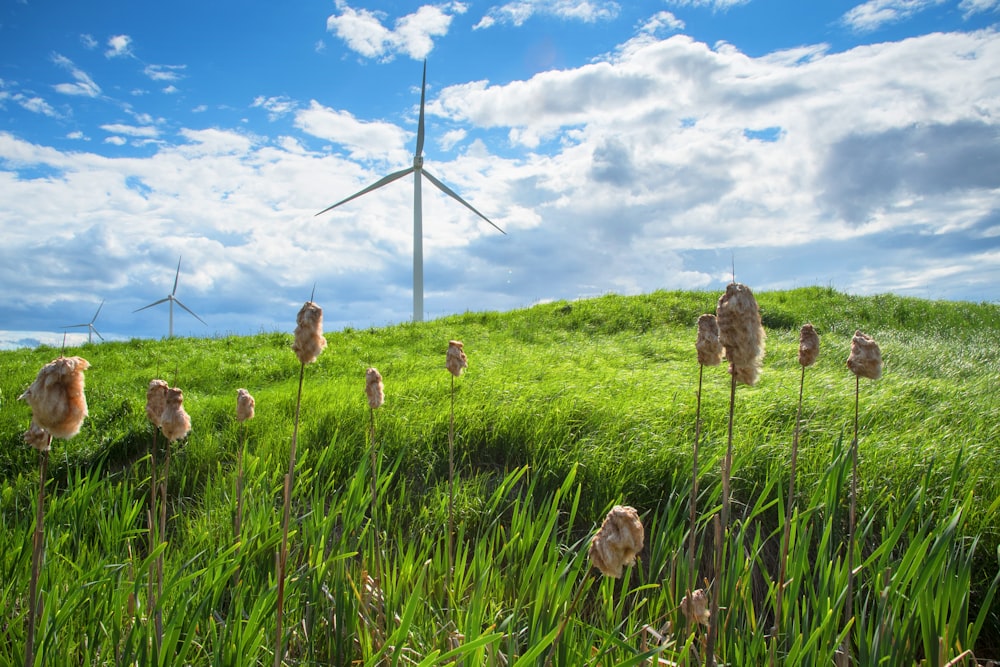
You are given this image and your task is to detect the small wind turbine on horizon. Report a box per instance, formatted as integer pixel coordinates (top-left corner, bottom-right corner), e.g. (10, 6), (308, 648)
(62, 300), (105, 344)
(133, 256), (207, 338)
(316, 60), (505, 323)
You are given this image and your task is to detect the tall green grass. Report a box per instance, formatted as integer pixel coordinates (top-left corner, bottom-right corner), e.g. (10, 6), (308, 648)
(1, 288), (998, 664)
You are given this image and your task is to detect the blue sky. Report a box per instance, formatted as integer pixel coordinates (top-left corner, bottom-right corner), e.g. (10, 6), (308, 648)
(1, 0), (998, 348)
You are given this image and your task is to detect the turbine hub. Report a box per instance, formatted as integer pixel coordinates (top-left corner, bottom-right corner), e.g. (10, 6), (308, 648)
(413, 155), (423, 169)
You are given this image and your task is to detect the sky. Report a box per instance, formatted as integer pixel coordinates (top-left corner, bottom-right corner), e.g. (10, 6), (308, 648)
(1, 0), (999, 349)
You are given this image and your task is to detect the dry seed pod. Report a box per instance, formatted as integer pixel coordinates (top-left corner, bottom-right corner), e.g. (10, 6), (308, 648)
(696, 314), (724, 367)
(236, 388), (255, 422)
(18, 356), (90, 440)
(680, 588), (711, 627)
(160, 387), (191, 443)
(292, 301), (327, 365)
(588, 505), (644, 578)
(799, 323), (820, 367)
(847, 330), (882, 380)
(716, 283), (766, 386)
(446, 340), (467, 377)
(146, 379), (169, 427)
(365, 367), (384, 410)
(23, 423), (51, 452)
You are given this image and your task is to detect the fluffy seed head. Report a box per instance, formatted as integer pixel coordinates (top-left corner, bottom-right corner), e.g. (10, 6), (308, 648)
(446, 340), (467, 377)
(588, 505), (644, 578)
(847, 330), (882, 380)
(160, 387), (191, 442)
(292, 301), (327, 365)
(23, 423), (52, 452)
(18, 356), (90, 440)
(716, 283), (766, 386)
(696, 314), (724, 366)
(146, 379), (169, 427)
(799, 323), (820, 367)
(236, 388), (255, 422)
(365, 367), (384, 410)
(681, 588), (711, 626)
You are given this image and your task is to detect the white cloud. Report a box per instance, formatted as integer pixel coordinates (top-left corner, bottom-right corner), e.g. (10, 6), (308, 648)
(959, 0), (1000, 14)
(294, 100), (411, 161)
(252, 95), (297, 120)
(105, 34), (133, 58)
(100, 123), (159, 138)
(841, 0), (945, 32)
(104, 136), (127, 145)
(17, 95), (59, 117)
(80, 34), (98, 49)
(664, 0), (750, 9)
(67, 131), (89, 141)
(144, 64), (186, 82)
(51, 54), (101, 97)
(162, 85), (179, 94)
(639, 11), (685, 34)
(326, 1), (464, 60)
(475, 0), (621, 28)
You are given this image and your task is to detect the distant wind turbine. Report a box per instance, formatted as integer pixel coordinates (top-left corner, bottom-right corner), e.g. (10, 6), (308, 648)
(316, 60), (505, 323)
(133, 256), (207, 338)
(62, 300), (105, 344)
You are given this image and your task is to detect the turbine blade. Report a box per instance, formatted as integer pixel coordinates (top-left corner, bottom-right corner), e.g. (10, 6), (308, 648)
(174, 298), (208, 326)
(91, 300), (104, 323)
(93, 326), (105, 341)
(415, 60), (427, 158)
(62, 323), (88, 329)
(173, 257), (182, 295)
(134, 298), (170, 313)
(422, 169), (506, 235)
(315, 167), (415, 216)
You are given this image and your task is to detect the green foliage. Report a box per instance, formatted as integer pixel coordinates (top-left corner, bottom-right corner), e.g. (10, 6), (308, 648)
(1, 288), (999, 664)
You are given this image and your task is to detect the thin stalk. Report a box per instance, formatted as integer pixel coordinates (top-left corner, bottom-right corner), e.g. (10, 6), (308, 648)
(147, 429), (158, 644)
(24, 438), (50, 667)
(447, 373), (455, 593)
(772, 364), (806, 662)
(704, 514), (722, 667)
(156, 433), (173, 649)
(274, 361), (306, 667)
(234, 420), (246, 588)
(368, 406), (386, 644)
(689, 363), (704, 595)
(705, 374), (736, 667)
(842, 374), (861, 666)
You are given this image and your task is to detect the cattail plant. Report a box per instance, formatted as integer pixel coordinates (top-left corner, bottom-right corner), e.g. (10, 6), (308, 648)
(771, 323), (820, 663)
(840, 330), (882, 665)
(233, 388), (255, 585)
(690, 315), (723, 595)
(707, 282), (765, 666)
(547, 505), (645, 666)
(144, 379), (168, 647)
(18, 355), (90, 667)
(444, 340), (467, 587)
(275, 300), (326, 667)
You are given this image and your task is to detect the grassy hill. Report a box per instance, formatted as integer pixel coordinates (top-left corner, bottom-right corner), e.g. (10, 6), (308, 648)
(1, 287), (998, 665)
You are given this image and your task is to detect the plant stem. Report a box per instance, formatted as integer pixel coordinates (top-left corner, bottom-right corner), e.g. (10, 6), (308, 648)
(275, 361), (305, 667)
(234, 420), (246, 588)
(147, 430), (158, 647)
(24, 440), (50, 667)
(447, 373), (455, 594)
(369, 406), (386, 644)
(545, 570), (592, 667)
(842, 374), (861, 666)
(689, 363), (704, 596)
(704, 514), (722, 667)
(772, 364), (806, 662)
(156, 433), (172, 650)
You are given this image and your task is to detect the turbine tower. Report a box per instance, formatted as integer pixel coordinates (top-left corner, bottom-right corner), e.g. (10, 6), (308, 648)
(316, 60), (505, 322)
(63, 300), (105, 344)
(133, 256), (207, 338)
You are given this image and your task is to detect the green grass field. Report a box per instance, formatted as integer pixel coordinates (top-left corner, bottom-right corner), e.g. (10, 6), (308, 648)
(1, 287), (998, 665)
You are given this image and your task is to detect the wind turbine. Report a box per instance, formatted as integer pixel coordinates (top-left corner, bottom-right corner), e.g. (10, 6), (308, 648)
(316, 60), (505, 322)
(133, 256), (207, 338)
(62, 300), (105, 344)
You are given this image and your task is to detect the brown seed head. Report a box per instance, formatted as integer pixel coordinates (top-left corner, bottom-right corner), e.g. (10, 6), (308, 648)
(236, 388), (255, 422)
(292, 301), (327, 365)
(365, 367), (384, 410)
(588, 505), (644, 578)
(696, 314), (724, 367)
(799, 323), (820, 368)
(680, 588), (711, 627)
(160, 387), (191, 443)
(716, 283), (766, 386)
(23, 423), (52, 452)
(18, 356), (90, 440)
(146, 379), (169, 427)
(847, 330), (882, 380)
(446, 340), (468, 377)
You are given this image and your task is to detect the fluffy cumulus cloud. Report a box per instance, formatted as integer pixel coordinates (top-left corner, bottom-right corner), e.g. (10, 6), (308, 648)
(1, 19), (999, 344)
(105, 34), (133, 58)
(326, 1), (464, 60)
(474, 0), (621, 28)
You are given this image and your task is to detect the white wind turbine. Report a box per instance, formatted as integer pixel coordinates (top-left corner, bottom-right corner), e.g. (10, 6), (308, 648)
(316, 60), (505, 322)
(133, 256), (207, 338)
(62, 300), (105, 344)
